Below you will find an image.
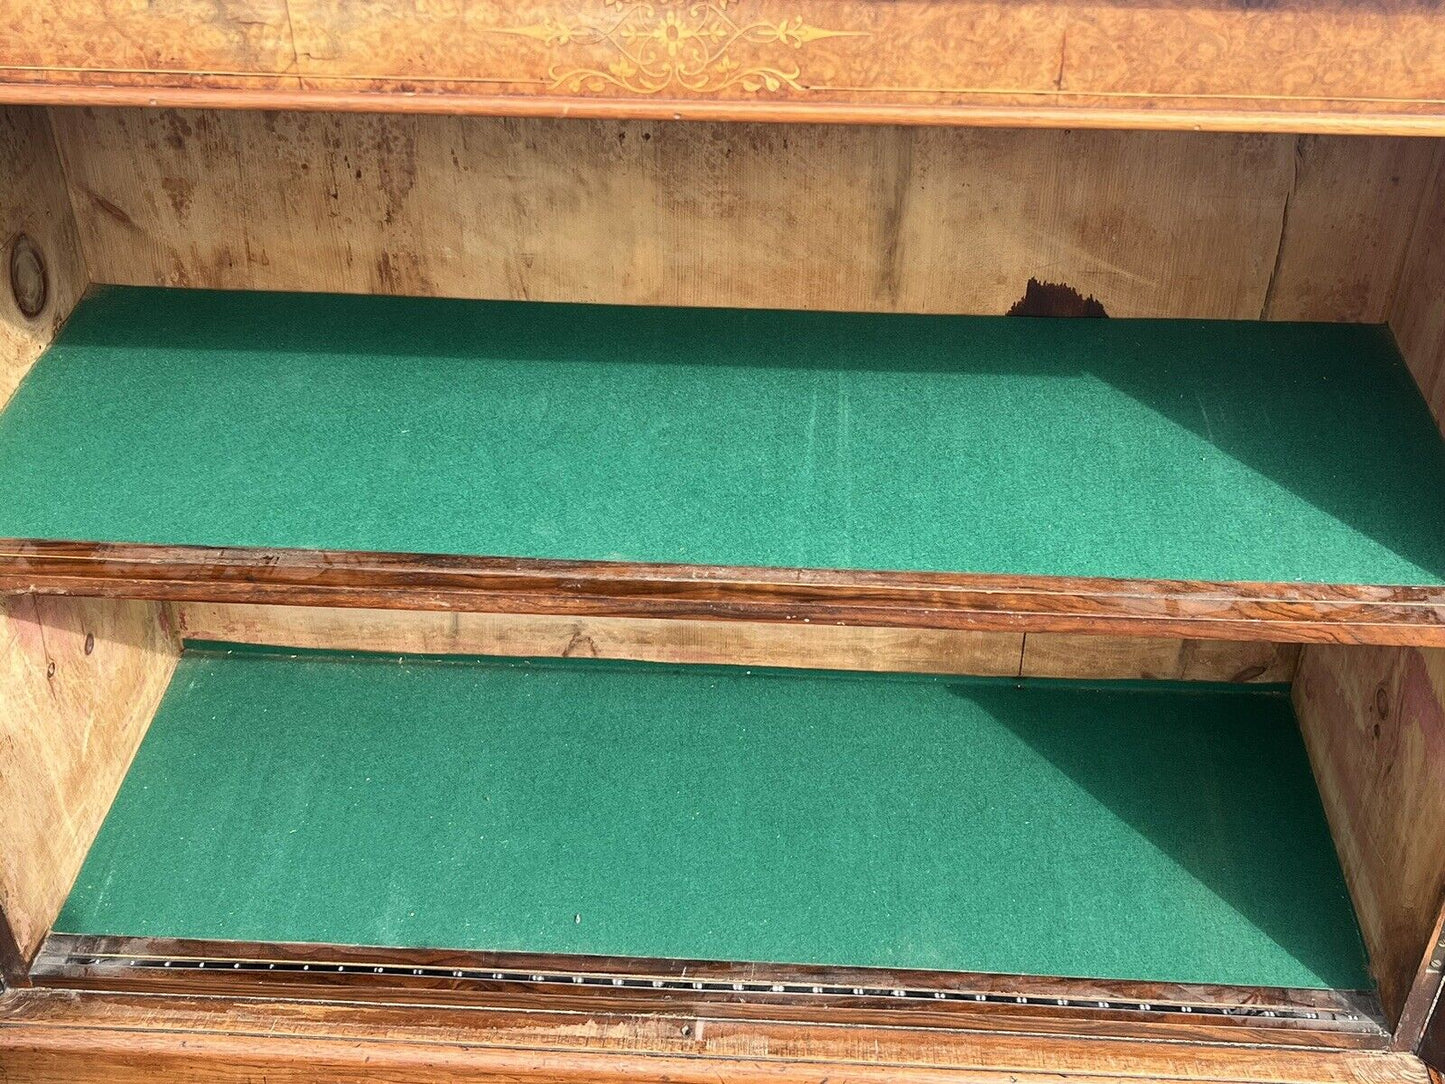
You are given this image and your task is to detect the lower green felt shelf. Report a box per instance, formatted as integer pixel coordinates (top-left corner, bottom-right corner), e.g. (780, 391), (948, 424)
(1, 287), (1444, 584)
(58, 649), (1369, 990)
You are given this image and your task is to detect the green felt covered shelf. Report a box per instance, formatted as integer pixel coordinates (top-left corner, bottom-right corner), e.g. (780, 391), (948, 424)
(1, 287), (1444, 586)
(59, 648), (1368, 990)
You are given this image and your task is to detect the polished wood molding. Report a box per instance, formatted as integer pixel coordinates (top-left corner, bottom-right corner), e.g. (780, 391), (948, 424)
(11, 86), (1445, 136)
(0, 984), (1428, 1084)
(30, 933), (1388, 1051)
(4, 0), (1445, 134)
(4, 540), (1445, 646)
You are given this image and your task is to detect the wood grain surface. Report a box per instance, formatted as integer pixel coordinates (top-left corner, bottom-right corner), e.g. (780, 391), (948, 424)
(170, 602), (1301, 683)
(26, 932), (1387, 1049)
(45, 108), (1439, 324)
(0, 984), (1431, 1084)
(1293, 646), (1445, 1030)
(1392, 143), (1445, 436)
(0, 596), (177, 971)
(5, 1), (1445, 133)
(7, 541), (1445, 646)
(0, 106), (84, 411)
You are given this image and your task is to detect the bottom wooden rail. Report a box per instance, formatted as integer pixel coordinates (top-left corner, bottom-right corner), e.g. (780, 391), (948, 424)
(0, 980), (1429, 1084)
(26, 933), (1388, 1051)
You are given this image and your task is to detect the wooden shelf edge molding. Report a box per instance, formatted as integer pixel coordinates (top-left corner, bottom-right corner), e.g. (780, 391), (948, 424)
(7, 85), (1445, 136)
(3, 0), (1445, 135)
(3, 540), (1445, 646)
(0, 983), (1429, 1084)
(26, 932), (1387, 1050)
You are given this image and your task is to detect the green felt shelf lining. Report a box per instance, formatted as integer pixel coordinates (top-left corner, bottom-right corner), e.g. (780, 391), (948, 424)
(58, 648), (1370, 991)
(0, 287), (1442, 585)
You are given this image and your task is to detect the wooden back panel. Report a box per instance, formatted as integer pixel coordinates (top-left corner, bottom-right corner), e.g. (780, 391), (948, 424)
(47, 109), (1438, 324)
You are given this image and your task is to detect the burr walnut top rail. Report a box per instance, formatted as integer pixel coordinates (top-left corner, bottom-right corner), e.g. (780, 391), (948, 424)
(3, 0), (1445, 134)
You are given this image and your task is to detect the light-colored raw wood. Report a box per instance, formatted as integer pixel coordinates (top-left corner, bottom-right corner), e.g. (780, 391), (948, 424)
(1261, 136), (1441, 323)
(1293, 645), (1445, 1029)
(172, 604), (1024, 674)
(0, 986), (1432, 1084)
(5, 0), (1445, 134)
(0, 597), (178, 964)
(0, 105), (85, 410)
(172, 602), (1302, 683)
(48, 108), (1435, 322)
(1022, 635), (1298, 684)
(1390, 143), (1445, 434)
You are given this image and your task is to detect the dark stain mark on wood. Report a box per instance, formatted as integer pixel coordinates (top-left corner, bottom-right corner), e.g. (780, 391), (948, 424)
(1007, 279), (1108, 318)
(84, 189), (139, 231)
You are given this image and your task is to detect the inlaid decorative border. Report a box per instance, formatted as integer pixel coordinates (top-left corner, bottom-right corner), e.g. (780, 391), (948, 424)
(489, 0), (867, 95)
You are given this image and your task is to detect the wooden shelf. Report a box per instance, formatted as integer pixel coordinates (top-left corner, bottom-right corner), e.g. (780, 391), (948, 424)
(53, 648), (1370, 993)
(2, 0), (1445, 135)
(1, 980), (1426, 1084)
(2, 288), (1445, 644)
(7, 541), (1445, 646)
(30, 932), (1384, 1050)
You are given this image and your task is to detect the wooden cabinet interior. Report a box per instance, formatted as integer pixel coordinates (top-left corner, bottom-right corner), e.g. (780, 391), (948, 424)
(2, 93), (1445, 1082)
(3, 593), (1445, 1074)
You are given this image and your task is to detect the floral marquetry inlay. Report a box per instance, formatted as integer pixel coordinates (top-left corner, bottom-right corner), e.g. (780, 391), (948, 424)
(492, 0), (867, 95)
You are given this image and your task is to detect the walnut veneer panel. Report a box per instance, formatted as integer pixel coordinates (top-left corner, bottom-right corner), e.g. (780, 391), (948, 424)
(4, 0), (1445, 133)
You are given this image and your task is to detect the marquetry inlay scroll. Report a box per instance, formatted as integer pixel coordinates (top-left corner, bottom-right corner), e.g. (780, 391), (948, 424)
(492, 0), (866, 95)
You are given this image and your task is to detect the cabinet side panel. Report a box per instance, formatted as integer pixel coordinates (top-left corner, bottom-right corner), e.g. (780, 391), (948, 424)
(0, 105), (85, 409)
(1391, 143), (1445, 435)
(47, 108), (1433, 322)
(0, 598), (178, 971)
(1293, 646), (1445, 1030)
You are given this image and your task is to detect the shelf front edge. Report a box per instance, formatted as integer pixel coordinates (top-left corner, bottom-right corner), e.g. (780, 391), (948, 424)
(7, 83), (1445, 136)
(28, 933), (1387, 1050)
(3, 540), (1445, 647)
